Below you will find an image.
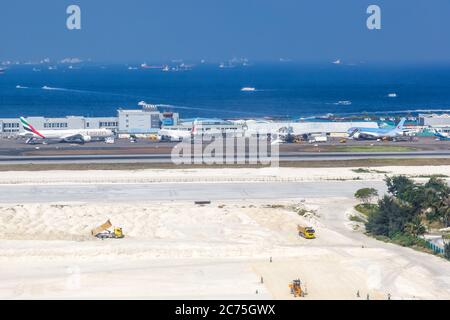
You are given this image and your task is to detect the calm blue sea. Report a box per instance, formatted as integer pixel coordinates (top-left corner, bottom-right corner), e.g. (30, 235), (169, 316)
(1, 63), (450, 120)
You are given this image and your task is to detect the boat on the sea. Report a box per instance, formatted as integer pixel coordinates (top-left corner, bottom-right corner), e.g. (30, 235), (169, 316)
(336, 100), (352, 106)
(141, 63), (163, 69)
(241, 87), (256, 92)
(388, 93), (398, 98)
(219, 62), (235, 69)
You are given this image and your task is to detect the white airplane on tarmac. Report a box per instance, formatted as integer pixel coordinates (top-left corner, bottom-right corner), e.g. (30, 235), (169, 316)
(347, 118), (407, 140)
(158, 120), (199, 142)
(18, 117), (114, 144)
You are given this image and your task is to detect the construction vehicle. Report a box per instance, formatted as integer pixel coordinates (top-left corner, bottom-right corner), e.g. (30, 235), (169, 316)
(298, 225), (316, 239)
(289, 279), (306, 297)
(91, 220), (125, 239)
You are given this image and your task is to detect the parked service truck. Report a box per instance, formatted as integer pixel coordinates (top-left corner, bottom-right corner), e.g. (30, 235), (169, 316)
(308, 136), (327, 143)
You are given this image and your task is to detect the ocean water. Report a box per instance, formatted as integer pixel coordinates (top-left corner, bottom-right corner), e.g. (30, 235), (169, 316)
(1, 63), (450, 120)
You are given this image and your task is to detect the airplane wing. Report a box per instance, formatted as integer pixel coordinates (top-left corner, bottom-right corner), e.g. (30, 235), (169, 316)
(61, 133), (85, 142)
(434, 131), (450, 141)
(159, 130), (191, 141)
(359, 132), (381, 139)
(352, 130), (382, 140)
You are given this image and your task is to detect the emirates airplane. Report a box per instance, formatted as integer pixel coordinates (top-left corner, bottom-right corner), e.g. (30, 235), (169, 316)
(19, 117), (113, 144)
(158, 120), (198, 142)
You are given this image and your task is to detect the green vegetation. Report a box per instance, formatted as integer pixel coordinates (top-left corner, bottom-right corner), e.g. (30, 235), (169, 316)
(288, 204), (319, 218)
(371, 169), (389, 174)
(295, 208), (309, 216)
(373, 234), (431, 251)
(352, 168), (371, 173)
(349, 215), (366, 223)
(362, 175), (450, 258)
(354, 203), (378, 217)
(4, 158), (450, 171)
(417, 174), (449, 179)
(264, 204), (286, 209)
(332, 146), (417, 153)
(354, 188), (378, 204)
(352, 168), (388, 174)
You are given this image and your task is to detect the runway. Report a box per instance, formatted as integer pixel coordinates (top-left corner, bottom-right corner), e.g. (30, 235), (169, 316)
(1, 151), (450, 164)
(0, 181), (387, 203)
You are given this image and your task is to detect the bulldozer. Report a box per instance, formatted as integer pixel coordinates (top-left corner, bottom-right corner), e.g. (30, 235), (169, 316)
(91, 220), (125, 239)
(289, 279), (306, 298)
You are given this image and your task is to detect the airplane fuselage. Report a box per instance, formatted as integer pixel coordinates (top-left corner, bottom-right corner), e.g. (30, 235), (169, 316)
(348, 119), (407, 140)
(20, 128), (113, 143)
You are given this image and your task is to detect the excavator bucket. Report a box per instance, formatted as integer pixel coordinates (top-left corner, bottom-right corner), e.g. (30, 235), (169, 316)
(91, 220), (113, 236)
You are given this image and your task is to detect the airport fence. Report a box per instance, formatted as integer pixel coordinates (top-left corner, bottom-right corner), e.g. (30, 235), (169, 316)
(424, 239), (445, 255)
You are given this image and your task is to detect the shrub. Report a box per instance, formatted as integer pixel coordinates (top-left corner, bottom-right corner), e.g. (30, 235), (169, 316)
(390, 233), (428, 248)
(349, 215), (366, 223)
(355, 203), (378, 216)
(354, 188), (378, 204)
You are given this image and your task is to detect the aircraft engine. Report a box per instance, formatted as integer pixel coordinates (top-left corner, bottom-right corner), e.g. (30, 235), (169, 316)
(82, 135), (92, 143)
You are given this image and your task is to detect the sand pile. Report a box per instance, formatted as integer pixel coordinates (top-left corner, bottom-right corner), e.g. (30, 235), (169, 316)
(0, 201), (320, 260)
(1, 198), (449, 300)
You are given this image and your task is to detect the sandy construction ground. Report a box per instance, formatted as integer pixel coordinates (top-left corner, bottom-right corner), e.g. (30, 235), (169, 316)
(1, 196), (449, 299)
(0, 165), (450, 185)
(1, 166), (450, 299)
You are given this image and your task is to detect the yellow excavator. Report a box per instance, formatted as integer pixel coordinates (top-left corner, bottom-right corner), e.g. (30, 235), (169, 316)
(91, 220), (124, 239)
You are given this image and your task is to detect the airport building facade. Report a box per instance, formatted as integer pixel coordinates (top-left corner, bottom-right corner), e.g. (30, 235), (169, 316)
(0, 102), (180, 137)
(167, 119), (379, 138)
(1, 101), (381, 138)
(240, 120), (379, 137)
(1, 116), (120, 137)
(418, 114), (450, 135)
(168, 119), (246, 136)
(419, 114), (450, 127)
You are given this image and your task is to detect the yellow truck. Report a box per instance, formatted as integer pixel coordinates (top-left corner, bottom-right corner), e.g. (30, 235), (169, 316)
(91, 220), (125, 239)
(297, 225), (316, 239)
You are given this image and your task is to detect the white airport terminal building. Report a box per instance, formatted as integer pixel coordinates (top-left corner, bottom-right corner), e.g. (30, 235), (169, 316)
(4, 103), (447, 139)
(419, 113), (450, 131)
(0, 102), (180, 137)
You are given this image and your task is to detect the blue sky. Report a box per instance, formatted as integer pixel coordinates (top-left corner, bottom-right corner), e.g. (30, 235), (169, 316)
(0, 0), (449, 63)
